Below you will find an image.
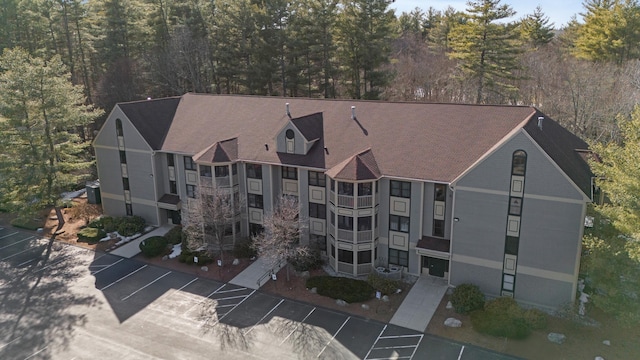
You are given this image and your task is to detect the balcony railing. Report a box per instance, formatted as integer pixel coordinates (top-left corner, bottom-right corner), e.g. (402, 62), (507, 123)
(337, 229), (353, 241)
(357, 230), (372, 243)
(331, 192), (375, 209)
(357, 195), (373, 208)
(337, 194), (354, 208)
(337, 262), (352, 274)
(357, 264), (372, 275)
(216, 176), (230, 187)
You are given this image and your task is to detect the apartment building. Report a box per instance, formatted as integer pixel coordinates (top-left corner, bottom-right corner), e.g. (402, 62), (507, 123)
(93, 93), (593, 309)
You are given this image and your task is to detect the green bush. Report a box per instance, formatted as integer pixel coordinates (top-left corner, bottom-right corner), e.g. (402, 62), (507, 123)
(289, 249), (323, 272)
(77, 227), (106, 244)
(233, 239), (257, 259)
(139, 236), (168, 257)
(367, 274), (401, 295)
(178, 251), (213, 265)
(305, 276), (374, 303)
(164, 226), (184, 245)
(451, 284), (485, 314)
(88, 216), (121, 232)
(11, 217), (44, 231)
(470, 297), (548, 340)
(117, 215), (146, 236)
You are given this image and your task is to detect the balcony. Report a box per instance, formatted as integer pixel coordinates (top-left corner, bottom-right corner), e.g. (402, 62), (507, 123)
(331, 191), (376, 209)
(334, 228), (376, 244)
(216, 176), (230, 187)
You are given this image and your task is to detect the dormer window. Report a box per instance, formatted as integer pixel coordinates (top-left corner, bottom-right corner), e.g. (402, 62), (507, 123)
(285, 129), (295, 153)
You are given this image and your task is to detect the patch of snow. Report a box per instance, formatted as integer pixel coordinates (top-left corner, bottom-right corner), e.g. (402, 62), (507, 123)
(61, 189), (86, 202)
(144, 225), (154, 232)
(99, 231), (141, 245)
(168, 243), (182, 259)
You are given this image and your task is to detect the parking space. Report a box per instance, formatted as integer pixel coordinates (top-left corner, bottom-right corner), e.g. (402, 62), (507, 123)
(0, 228), (520, 360)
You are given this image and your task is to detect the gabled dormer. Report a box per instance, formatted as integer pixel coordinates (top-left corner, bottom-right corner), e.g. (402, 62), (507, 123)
(276, 111), (323, 155)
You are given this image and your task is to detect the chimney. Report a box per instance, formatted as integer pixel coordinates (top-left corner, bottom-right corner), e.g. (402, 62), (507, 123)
(537, 116), (544, 130)
(286, 103), (291, 118)
(351, 106), (356, 120)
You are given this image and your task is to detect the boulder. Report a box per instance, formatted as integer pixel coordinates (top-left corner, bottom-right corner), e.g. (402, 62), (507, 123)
(602, 340), (610, 346)
(446, 301), (453, 310)
(361, 304), (370, 310)
(299, 270), (310, 278)
(161, 255), (168, 261)
(200, 266), (209, 272)
(232, 258), (240, 266)
(381, 295), (390, 302)
(595, 357), (605, 360)
(309, 287), (317, 294)
(547, 332), (566, 344)
(336, 299), (348, 306)
(444, 318), (462, 328)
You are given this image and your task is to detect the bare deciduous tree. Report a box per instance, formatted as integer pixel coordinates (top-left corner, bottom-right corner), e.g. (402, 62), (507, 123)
(252, 195), (308, 281)
(182, 185), (243, 264)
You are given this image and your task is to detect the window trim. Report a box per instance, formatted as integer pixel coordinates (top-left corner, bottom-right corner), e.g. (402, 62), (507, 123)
(390, 180), (411, 198)
(308, 171), (326, 187)
(309, 203), (326, 219)
(389, 248), (408, 267)
(246, 163), (263, 179)
(282, 166), (298, 180)
(199, 165), (212, 177)
(184, 156), (196, 171)
(390, 214), (410, 233)
(512, 150), (527, 176)
(338, 249), (353, 264)
(248, 193), (264, 209)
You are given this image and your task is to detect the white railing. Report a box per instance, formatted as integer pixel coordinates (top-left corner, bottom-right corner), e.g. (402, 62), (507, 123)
(357, 195), (373, 208)
(357, 230), (372, 243)
(357, 264), (372, 274)
(338, 262), (352, 274)
(337, 229), (353, 241)
(200, 176), (213, 187)
(337, 194), (354, 208)
(216, 176), (230, 187)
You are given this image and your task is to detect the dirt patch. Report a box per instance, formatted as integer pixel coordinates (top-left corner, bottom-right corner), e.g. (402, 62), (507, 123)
(426, 294), (640, 360)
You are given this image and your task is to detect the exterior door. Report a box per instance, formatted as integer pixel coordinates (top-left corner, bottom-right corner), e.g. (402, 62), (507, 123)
(422, 256), (449, 278)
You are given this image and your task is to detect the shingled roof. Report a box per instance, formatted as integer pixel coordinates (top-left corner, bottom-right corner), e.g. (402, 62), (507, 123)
(117, 93), (591, 196)
(326, 149), (381, 181)
(193, 137), (239, 163)
(117, 97), (180, 150)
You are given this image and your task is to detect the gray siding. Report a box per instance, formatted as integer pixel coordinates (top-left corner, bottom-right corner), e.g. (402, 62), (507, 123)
(515, 273), (574, 309)
(450, 261), (502, 296)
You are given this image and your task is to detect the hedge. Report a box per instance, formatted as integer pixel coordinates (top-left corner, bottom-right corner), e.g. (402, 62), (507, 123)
(305, 276), (374, 303)
(451, 283), (485, 314)
(139, 236), (168, 257)
(77, 227), (106, 244)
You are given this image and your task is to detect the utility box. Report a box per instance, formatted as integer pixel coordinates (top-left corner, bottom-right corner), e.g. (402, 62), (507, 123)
(86, 180), (101, 204)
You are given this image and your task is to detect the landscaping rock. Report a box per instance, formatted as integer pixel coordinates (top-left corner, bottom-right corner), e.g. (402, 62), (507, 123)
(299, 270), (310, 278)
(381, 295), (390, 302)
(547, 332), (566, 344)
(595, 357), (605, 360)
(444, 318), (462, 328)
(161, 255), (168, 261)
(361, 304), (370, 310)
(446, 301), (453, 310)
(232, 258), (240, 266)
(201, 266), (208, 272)
(603, 340), (610, 346)
(336, 299), (348, 306)
(309, 287), (317, 294)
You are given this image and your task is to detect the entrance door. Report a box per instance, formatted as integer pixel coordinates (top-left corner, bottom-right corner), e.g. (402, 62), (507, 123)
(422, 256), (449, 277)
(168, 210), (181, 225)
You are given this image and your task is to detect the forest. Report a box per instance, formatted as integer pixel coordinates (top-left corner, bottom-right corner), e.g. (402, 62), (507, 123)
(1, 0), (639, 143)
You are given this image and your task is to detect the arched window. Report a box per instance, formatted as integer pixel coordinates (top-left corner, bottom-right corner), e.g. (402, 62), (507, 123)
(115, 118), (123, 136)
(285, 129), (295, 153)
(511, 150), (527, 176)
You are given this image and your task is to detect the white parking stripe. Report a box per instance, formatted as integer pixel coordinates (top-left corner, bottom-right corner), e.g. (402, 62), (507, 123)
(23, 346), (48, 359)
(182, 283), (226, 315)
(99, 265), (147, 291)
(363, 324), (387, 359)
(244, 298), (284, 335)
(0, 231), (19, 240)
(91, 258), (124, 275)
(213, 289), (257, 325)
(378, 334), (423, 339)
(0, 238), (43, 261)
(457, 345), (465, 360)
(0, 235), (34, 250)
(121, 271), (172, 301)
(367, 356), (411, 360)
(213, 287), (249, 294)
(280, 307), (316, 345)
(17, 258), (38, 267)
(317, 317), (350, 358)
(0, 336), (21, 350)
(409, 334), (423, 360)
(209, 294), (248, 302)
(373, 345), (420, 350)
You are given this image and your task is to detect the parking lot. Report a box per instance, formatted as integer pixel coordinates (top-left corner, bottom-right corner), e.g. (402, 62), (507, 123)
(0, 227), (518, 359)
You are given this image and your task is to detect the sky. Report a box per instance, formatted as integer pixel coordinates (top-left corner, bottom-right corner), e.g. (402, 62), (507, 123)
(389, 0), (585, 28)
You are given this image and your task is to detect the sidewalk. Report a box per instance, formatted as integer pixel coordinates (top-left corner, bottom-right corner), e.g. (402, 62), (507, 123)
(229, 257), (286, 289)
(389, 276), (449, 332)
(109, 224), (175, 258)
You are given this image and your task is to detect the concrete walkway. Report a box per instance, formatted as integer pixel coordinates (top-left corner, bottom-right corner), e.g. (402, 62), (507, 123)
(229, 257), (286, 289)
(390, 276), (449, 332)
(109, 224), (175, 258)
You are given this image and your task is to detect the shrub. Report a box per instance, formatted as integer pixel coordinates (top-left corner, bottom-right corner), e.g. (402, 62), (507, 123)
(77, 227), (106, 244)
(451, 284), (485, 314)
(117, 215), (146, 236)
(289, 249), (323, 272)
(11, 217), (43, 231)
(178, 251), (214, 265)
(88, 216), (121, 232)
(233, 239), (257, 259)
(164, 226), (184, 245)
(306, 276), (374, 303)
(367, 274), (401, 295)
(471, 297), (547, 339)
(139, 236), (168, 257)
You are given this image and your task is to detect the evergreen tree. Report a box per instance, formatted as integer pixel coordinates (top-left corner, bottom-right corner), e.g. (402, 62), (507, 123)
(336, 0), (395, 99)
(448, 0), (522, 104)
(518, 6), (555, 49)
(0, 48), (102, 219)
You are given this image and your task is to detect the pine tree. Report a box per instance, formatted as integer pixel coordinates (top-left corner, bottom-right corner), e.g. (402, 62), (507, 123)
(448, 0), (522, 104)
(518, 6), (555, 49)
(0, 48), (102, 221)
